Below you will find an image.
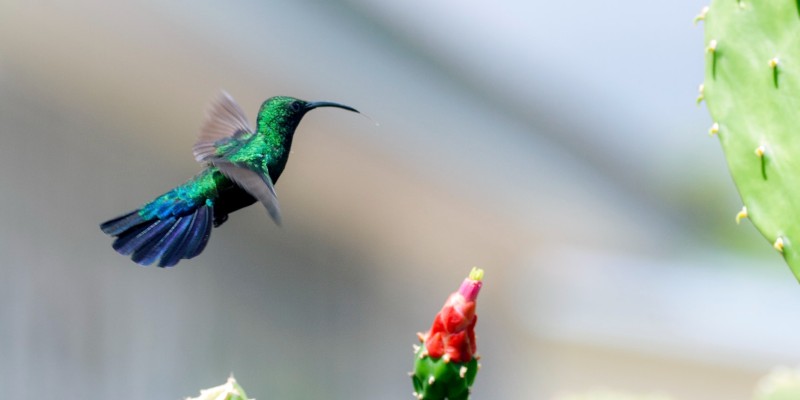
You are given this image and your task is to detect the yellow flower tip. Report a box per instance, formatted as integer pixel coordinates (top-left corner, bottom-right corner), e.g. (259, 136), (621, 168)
(709, 122), (719, 136)
(696, 84), (704, 104)
(755, 145), (766, 157)
(468, 267), (484, 281)
(735, 206), (748, 224)
(774, 237), (785, 253)
(459, 366), (468, 379)
(442, 353), (451, 363)
(694, 6), (709, 24)
(427, 376), (435, 385)
(770, 57), (780, 68)
(707, 39), (718, 52)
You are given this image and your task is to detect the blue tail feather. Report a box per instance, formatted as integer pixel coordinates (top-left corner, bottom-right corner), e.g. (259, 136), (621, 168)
(100, 211), (146, 236)
(109, 223), (152, 254)
(100, 205), (213, 267)
(158, 206), (212, 267)
(159, 213), (198, 268)
(132, 215), (192, 266)
(184, 205), (212, 258)
(113, 218), (174, 256)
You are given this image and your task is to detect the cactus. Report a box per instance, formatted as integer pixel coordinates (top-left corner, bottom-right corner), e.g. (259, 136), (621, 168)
(185, 376), (252, 400)
(699, 0), (800, 280)
(411, 268), (483, 400)
(755, 367), (800, 400)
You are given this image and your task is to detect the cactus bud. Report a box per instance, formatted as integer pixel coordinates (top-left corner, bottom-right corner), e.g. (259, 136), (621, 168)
(411, 268), (483, 400)
(185, 376), (251, 400)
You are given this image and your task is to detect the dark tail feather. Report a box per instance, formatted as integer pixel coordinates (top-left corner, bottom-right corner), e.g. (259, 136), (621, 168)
(131, 216), (191, 265)
(158, 205), (212, 267)
(100, 211), (146, 236)
(159, 213), (198, 267)
(100, 206), (213, 267)
(112, 217), (175, 256)
(185, 206), (212, 258)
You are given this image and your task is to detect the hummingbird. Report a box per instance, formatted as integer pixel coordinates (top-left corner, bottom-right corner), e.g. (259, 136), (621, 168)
(100, 92), (359, 267)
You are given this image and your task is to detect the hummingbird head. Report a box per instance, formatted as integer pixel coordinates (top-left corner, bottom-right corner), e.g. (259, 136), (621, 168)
(257, 96), (359, 134)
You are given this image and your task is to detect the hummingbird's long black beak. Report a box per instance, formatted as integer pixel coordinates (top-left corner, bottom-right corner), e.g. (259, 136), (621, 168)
(305, 101), (359, 113)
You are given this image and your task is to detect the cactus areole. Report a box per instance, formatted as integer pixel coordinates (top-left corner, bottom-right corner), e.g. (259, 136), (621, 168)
(412, 268), (483, 400)
(701, 1), (800, 281)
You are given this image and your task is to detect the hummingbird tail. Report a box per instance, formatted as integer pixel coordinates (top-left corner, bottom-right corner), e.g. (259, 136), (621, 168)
(100, 205), (213, 267)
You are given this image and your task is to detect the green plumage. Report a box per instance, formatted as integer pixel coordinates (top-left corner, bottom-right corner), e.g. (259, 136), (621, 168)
(214, 96), (298, 179)
(100, 93), (358, 267)
(138, 168), (226, 221)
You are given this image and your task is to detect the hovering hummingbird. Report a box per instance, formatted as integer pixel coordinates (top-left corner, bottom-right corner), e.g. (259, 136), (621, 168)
(100, 92), (359, 267)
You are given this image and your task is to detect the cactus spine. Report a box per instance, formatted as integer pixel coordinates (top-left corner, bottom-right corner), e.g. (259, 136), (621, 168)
(700, 0), (800, 280)
(411, 268), (483, 400)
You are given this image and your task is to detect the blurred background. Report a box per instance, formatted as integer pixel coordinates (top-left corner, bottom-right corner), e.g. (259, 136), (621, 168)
(1, 0), (799, 399)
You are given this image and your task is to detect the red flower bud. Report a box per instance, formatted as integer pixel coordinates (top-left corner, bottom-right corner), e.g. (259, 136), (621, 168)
(420, 268), (483, 363)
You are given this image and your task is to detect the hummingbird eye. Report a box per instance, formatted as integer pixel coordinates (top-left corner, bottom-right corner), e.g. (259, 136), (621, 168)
(290, 101), (303, 112)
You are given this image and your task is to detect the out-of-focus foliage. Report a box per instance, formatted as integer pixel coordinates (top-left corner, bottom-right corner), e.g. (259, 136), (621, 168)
(754, 367), (800, 400)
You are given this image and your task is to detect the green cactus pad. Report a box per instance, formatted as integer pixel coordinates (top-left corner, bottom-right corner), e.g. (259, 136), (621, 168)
(702, 0), (800, 280)
(411, 344), (478, 400)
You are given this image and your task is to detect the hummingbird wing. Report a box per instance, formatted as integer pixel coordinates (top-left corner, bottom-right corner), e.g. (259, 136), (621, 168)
(212, 160), (282, 225)
(193, 91), (253, 163)
(192, 91), (282, 225)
